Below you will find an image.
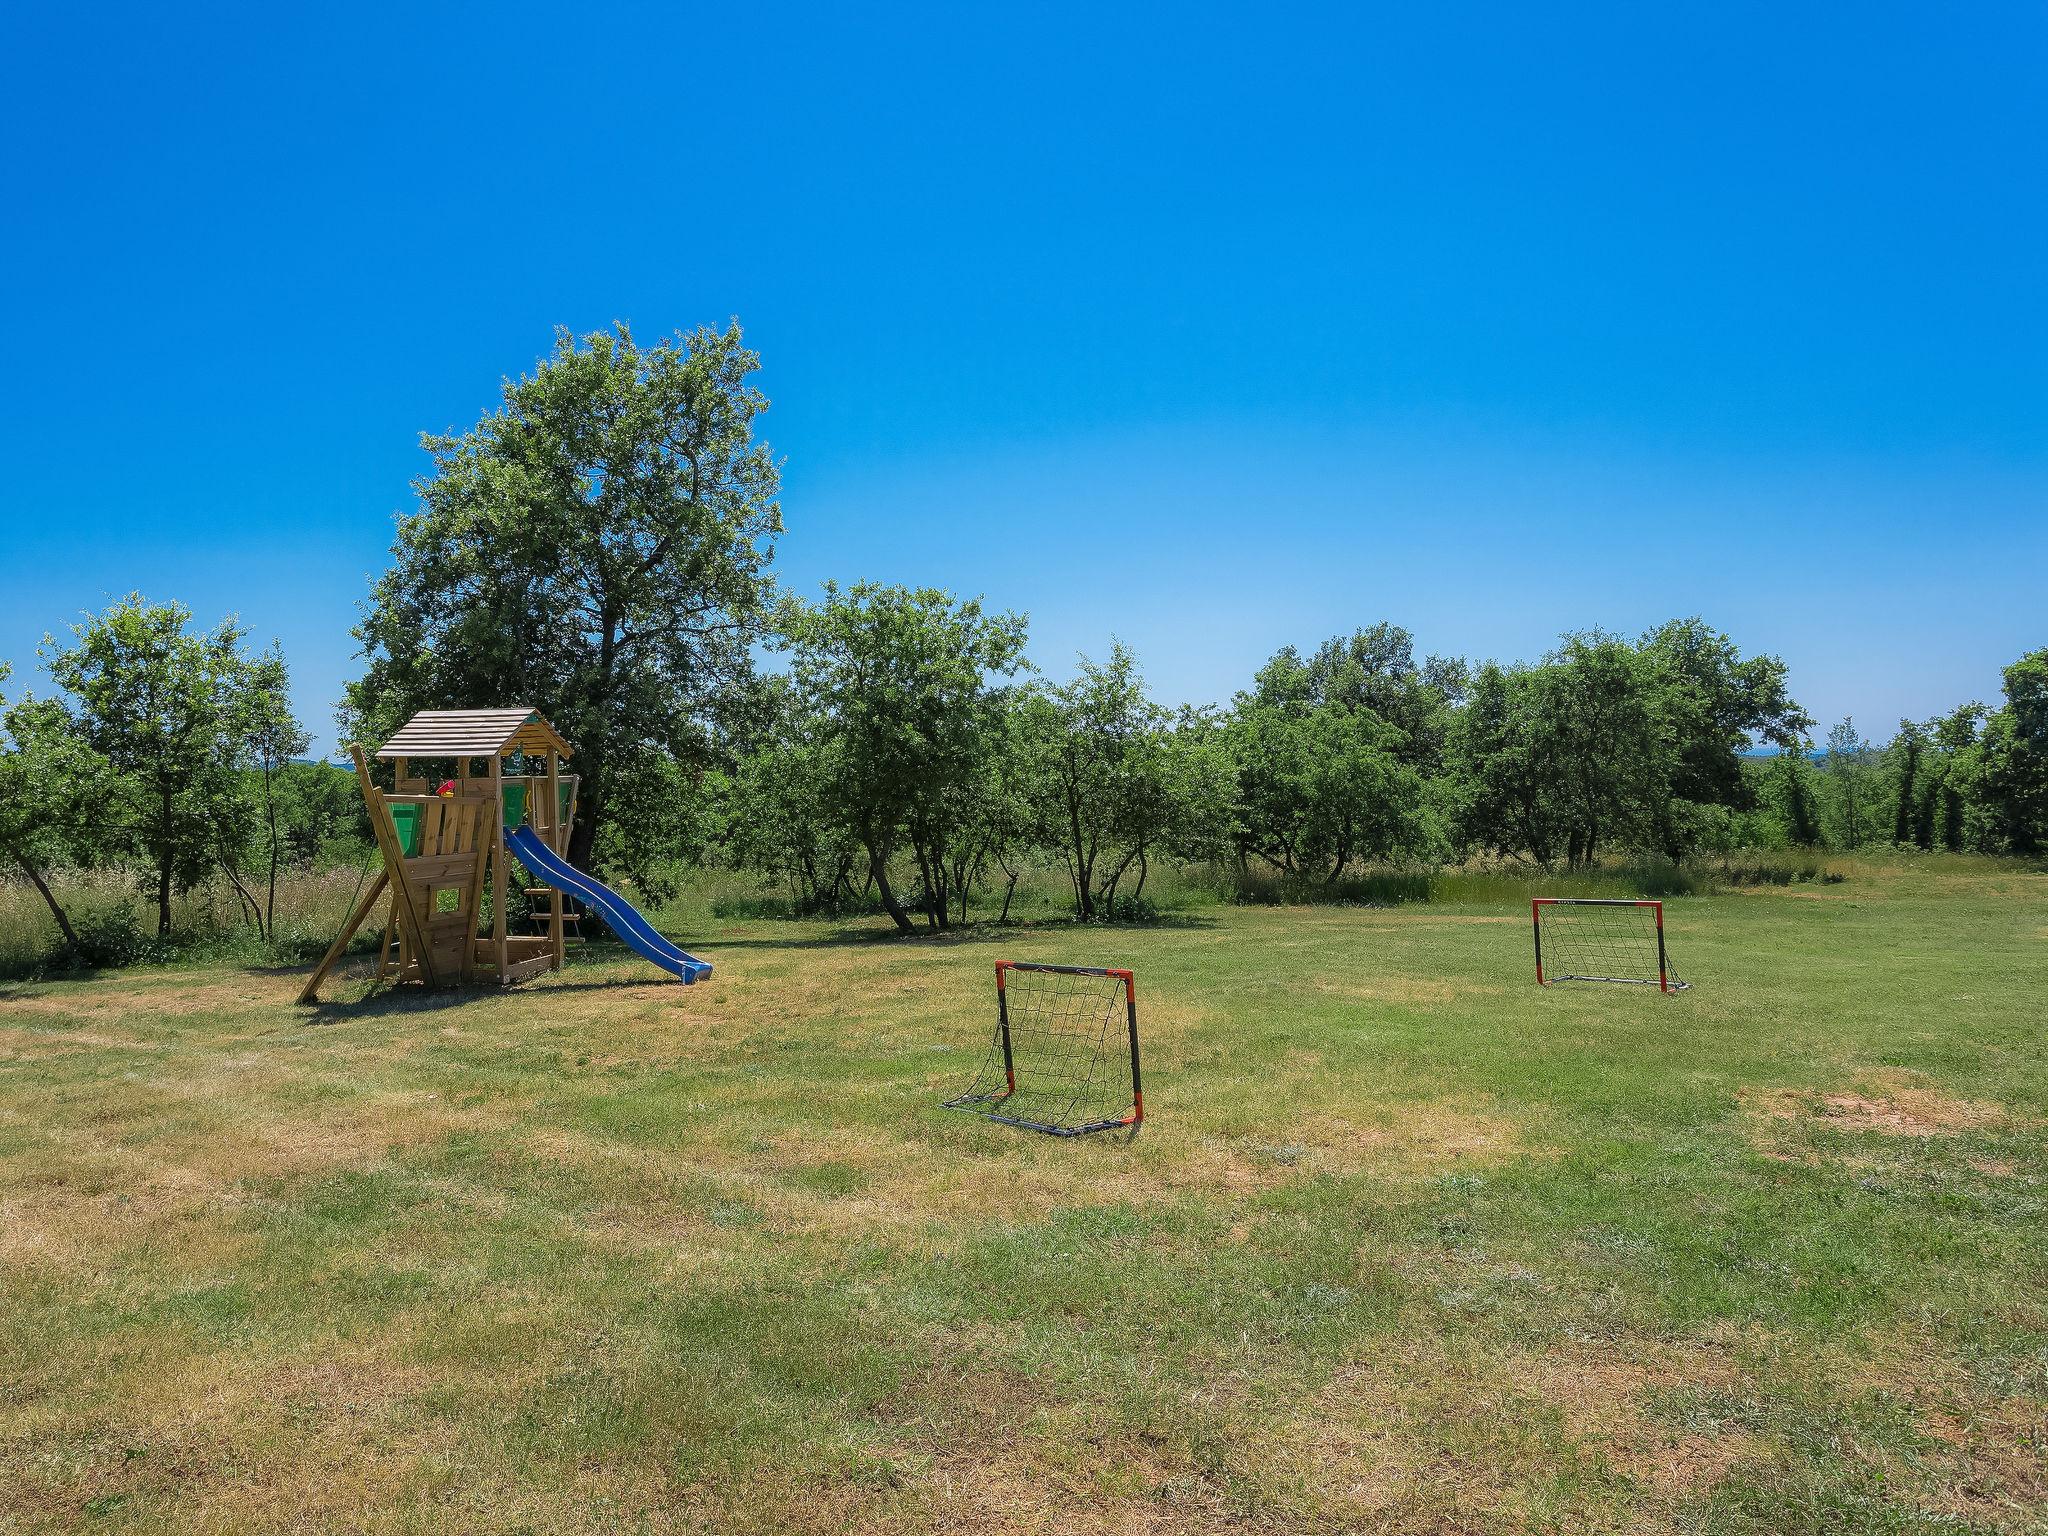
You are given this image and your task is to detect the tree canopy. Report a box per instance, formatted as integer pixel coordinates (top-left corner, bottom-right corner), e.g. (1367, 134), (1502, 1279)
(344, 322), (782, 868)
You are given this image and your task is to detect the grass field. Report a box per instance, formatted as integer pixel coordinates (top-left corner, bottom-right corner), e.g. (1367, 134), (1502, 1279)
(3, 862), (2045, 1533)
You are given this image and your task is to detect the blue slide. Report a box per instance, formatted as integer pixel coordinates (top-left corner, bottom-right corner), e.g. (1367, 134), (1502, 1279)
(506, 824), (713, 984)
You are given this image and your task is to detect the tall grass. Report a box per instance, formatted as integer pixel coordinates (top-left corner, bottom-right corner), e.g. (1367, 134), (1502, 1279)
(2, 845), (2015, 979)
(0, 854), (384, 979)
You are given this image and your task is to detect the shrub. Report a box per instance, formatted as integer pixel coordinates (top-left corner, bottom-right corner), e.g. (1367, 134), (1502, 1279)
(67, 901), (159, 970)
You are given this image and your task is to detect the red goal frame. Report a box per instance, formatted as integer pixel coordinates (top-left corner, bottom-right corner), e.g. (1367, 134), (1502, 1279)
(1531, 898), (1684, 994)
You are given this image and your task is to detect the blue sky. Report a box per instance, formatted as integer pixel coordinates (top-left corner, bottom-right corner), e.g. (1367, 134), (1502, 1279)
(2, 3), (2042, 756)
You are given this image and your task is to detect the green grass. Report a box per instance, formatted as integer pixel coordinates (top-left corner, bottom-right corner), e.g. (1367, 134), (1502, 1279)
(2, 860), (2045, 1532)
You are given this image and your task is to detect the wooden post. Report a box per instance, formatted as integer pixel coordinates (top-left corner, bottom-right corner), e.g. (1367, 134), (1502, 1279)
(378, 890), (397, 980)
(355, 746), (438, 989)
(546, 749), (565, 972)
(295, 870), (389, 1004)
(458, 795), (486, 982)
(490, 754), (507, 983)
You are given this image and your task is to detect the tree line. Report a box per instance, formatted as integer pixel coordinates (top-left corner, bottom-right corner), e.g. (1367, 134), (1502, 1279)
(3, 324), (2042, 955)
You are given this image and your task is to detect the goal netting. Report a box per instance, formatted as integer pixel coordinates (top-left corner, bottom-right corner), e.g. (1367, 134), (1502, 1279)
(1532, 899), (1687, 993)
(944, 962), (1145, 1136)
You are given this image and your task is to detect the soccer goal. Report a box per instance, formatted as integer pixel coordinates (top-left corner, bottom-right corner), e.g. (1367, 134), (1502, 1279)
(1532, 898), (1688, 993)
(943, 962), (1145, 1136)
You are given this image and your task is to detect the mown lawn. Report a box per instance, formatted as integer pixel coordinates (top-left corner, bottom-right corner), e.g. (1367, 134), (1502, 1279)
(2, 864), (2045, 1534)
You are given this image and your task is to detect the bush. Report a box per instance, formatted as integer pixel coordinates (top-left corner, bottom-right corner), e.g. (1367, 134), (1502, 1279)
(66, 901), (161, 970)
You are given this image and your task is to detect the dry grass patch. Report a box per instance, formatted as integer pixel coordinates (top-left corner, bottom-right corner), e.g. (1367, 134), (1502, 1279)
(1278, 1333), (1758, 1530)
(1307, 975), (1488, 1007)
(4, 1340), (463, 1535)
(2, 972), (284, 1025)
(1292, 1099), (1545, 1176)
(0, 1022), (168, 1060)
(1744, 1071), (2019, 1142)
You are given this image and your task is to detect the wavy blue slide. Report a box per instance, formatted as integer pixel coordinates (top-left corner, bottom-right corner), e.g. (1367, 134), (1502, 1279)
(506, 824), (712, 984)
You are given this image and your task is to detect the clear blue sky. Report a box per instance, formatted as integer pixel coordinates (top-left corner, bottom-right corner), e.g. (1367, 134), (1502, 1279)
(2, 3), (2042, 756)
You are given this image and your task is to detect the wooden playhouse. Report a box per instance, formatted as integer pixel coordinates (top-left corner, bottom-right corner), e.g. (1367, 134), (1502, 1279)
(297, 708), (579, 1003)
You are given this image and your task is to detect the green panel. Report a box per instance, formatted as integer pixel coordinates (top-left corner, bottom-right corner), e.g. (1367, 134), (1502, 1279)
(501, 782), (529, 830)
(387, 802), (422, 858)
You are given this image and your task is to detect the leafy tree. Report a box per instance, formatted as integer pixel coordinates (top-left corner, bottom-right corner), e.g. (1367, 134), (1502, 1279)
(1776, 743), (1823, 847)
(270, 760), (368, 866)
(1533, 633), (1669, 868)
(1965, 649), (2048, 853)
(0, 666), (118, 949)
(42, 597), (252, 935)
(1248, 622), (1464, 768)
(1923, 704), (1987, 850)
(1890, 720), (1925, 847)
(963, 703), (1041, 924)
(1821, 717), (1874, 849)
(1229, 701), (1431, 880)
(1638, 618), (1809, 845)
(1098, 707), (1234, 914)
(1020, 646), (1231, 919)
(1448, 661), (1559, 865)
(780, 583), (1026, 933)
(725, 741), (865, 916)
(223, 644), (308, 938)
(1449, 628), (1771, 868)
(345, 323), (782, 870)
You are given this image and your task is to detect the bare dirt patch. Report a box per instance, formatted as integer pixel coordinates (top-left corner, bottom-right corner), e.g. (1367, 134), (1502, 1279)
(1745, 1073), (2016, 1141)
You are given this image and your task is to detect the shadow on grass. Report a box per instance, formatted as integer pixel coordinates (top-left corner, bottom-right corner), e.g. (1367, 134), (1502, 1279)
(692, 910), (1222, 953)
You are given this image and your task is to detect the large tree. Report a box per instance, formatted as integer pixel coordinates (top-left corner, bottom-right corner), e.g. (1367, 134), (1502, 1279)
(344, 323), (782, 870)
(1963, 649), (2048, 853)
(41, 597), (255, 935)
(1021, 645), (1232, 919)
(1228, 701), (1432, 880)
(1247, 622), (1465, 769)
(1448, 635), (1668, 869)
(779, 583), (1027, 933)
(1637, 617), (1809, 839)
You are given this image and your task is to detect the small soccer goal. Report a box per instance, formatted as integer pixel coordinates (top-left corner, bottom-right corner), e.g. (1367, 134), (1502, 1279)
(1532, 898), (1688, 993)
(943, 962), (1145, 1136)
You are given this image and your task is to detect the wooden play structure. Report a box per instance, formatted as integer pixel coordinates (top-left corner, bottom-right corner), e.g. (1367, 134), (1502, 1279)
(297, 708), (581, 1003)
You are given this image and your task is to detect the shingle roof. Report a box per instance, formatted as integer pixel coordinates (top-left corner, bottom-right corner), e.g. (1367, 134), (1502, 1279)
(375, 709), (572, 760)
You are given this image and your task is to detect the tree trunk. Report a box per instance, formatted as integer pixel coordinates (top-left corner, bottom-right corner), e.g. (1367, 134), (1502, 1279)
(8, 845), (78, 949)
(568, 783), (600, 871)
(1067, 786), (1093, 920)
(914, 845), (946, 931)
(218, 840), (265, 936)
(867, 842), (915, 934)
(157, 784), (176, 934)
(263, 759), (281, 938)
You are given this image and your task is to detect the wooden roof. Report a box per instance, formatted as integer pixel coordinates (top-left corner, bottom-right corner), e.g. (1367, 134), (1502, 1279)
(375, 709), (573, 760)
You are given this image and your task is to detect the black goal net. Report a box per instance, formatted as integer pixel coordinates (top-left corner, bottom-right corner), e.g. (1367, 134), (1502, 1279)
(944, 962), (1144, 1136)
(1532, 899), (1687, 993)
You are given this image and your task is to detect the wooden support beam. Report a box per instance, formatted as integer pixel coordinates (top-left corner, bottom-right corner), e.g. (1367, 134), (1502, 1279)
(458, 797), (488, 981)
(546, 749), (565, 973)
(503, 952), (555, 983)
(296, 869), (390, 1004)
(356, 746), (439, 988)
(377, 889), (398, 981)
(489, 755), (508, 983)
